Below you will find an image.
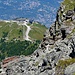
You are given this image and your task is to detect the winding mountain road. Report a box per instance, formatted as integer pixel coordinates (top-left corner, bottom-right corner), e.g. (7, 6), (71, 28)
(3, 20), (31, 41)
(23, 21), (31, 41)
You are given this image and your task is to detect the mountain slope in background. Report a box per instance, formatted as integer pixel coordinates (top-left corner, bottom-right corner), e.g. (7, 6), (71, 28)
(0, 19), (47, 41)
(0, 0), (63, 27)
(0, 19), (47, 61)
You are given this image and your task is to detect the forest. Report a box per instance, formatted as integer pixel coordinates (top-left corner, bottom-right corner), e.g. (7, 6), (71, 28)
(0, 38), (40, 61)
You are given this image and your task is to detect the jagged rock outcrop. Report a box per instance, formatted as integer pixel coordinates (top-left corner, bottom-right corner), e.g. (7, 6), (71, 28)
(0, 28), (75, 75)
(0, 0), (75, 75)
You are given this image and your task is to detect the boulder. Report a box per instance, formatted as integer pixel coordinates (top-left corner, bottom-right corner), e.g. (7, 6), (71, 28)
(65, 10), (74, 20)
(65, 63), (75, 75)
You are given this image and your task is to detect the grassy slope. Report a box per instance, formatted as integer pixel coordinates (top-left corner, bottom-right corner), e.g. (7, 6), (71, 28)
(29, 23), (47, 40)
(56, 59), (75, 75)
(0, 21), (44, 61)
(62, 0), (75, 11)
(0, 21), (47, 41)
(0, 21), (26, 41)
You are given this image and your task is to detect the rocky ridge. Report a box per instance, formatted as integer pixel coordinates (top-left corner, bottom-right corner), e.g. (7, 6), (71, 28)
(0, 1), (75, 75)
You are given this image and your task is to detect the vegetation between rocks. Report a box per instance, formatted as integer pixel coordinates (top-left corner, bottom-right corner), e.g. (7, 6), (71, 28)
(56, 58), (75, 75)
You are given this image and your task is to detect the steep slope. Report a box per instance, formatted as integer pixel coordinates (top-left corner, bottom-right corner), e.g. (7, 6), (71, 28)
(62, 0), (75, 11)
(0, 19), (47, 41)
(0, 0), (75, 75)
(0, 19), (47, 61)
(29, 23), (47, 40)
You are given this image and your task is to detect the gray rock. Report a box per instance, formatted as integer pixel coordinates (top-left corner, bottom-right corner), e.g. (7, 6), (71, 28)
(39, 71), (48, 75)
(65, 63), (75, 75)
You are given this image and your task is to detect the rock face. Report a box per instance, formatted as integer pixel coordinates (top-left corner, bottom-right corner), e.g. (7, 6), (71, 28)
(65, 63), (75, 75)
(0, 1), (75, 75)
(65, 10), (74, 20)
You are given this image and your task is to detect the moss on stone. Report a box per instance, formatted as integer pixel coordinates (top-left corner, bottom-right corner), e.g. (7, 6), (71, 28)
(56, 58), (75, 75)
(34, 62), (39, 66)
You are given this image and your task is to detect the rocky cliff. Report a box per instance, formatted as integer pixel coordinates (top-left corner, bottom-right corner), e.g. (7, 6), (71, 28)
(0, 0), (75, 75)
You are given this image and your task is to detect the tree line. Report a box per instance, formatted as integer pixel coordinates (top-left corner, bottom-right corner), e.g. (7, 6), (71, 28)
(0, 39), (40, 61)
